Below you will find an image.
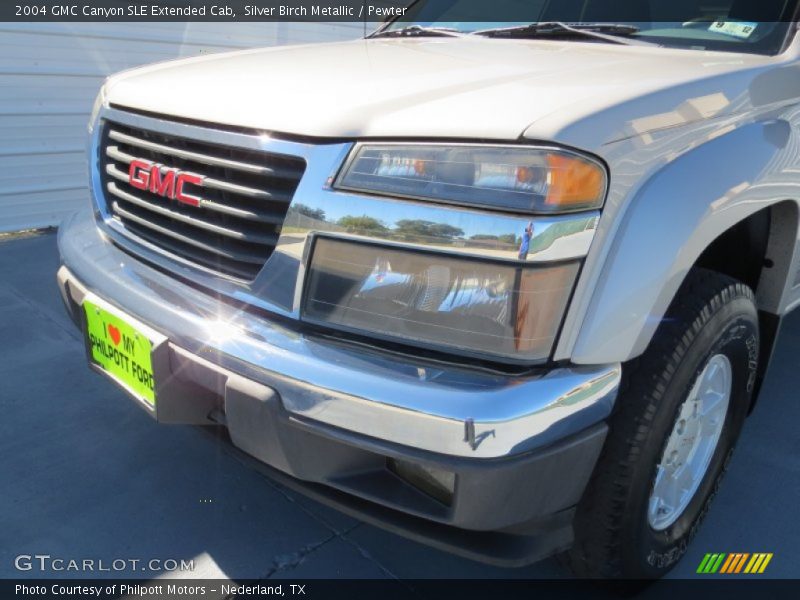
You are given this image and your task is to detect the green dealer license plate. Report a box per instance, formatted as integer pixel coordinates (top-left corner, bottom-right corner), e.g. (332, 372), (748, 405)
(84, 298), (157, 407)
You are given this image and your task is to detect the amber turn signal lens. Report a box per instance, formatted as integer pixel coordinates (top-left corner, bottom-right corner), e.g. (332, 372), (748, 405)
(336, 144), (607, 214)
(545, 154), (606, 209)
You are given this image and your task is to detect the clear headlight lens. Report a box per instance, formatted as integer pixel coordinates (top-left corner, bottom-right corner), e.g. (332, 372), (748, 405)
(335, 144), (607, 213)
(303, 238), (579, 363)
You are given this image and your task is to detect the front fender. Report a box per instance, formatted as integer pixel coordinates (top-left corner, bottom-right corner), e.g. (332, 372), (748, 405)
(569, 118), (799, 365)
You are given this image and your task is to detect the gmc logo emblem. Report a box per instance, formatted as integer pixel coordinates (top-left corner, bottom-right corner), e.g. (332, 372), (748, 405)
(128, 159), (203, 207)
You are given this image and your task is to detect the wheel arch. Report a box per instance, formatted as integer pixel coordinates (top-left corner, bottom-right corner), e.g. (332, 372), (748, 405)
(569, 119), (800, 368)
(692, 200), (799, 410)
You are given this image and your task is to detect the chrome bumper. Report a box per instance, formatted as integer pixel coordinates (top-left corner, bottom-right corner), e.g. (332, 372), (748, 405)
(58, 208), (620, 459)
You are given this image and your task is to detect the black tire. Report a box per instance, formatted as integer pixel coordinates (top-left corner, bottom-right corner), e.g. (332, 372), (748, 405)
(567, 268), (759, 578)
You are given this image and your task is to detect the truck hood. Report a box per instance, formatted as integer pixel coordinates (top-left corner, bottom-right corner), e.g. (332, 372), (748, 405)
(106, 37), (775, 151)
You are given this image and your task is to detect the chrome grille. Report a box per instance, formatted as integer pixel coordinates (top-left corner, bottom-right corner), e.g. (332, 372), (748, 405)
(99, 120), (306, 280)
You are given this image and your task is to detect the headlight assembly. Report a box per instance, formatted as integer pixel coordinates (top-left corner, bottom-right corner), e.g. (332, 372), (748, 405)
(303, 237), (580, 363)
(335, 143), (607, 214)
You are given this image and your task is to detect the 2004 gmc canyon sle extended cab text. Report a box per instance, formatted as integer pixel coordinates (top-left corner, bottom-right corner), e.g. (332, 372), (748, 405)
(56, 0), (800, 578)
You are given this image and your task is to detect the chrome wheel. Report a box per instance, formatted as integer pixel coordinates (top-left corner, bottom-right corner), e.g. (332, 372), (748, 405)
(648, 354), (732, 531)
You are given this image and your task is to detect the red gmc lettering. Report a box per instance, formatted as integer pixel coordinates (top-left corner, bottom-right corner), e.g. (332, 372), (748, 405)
(149, 168), (175, 198)
(175, 174), (203, 207)
(127, 160), (203, 207)
(128, 160), (152, 191)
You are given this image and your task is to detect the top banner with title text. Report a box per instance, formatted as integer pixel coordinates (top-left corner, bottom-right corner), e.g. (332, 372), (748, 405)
(6, 1), (409, 21)
(3, 0), (797, 23)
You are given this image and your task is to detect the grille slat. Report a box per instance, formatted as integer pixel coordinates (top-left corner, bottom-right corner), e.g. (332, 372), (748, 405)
(107, 128), (303, 180)
(111, 202), (268, 266)
(106, 182), (279, 245)
(123, 220), (263, 280)
(105, 164), (284, 225)
(100, 118), (306, 281)
(106, 146), (293, 202)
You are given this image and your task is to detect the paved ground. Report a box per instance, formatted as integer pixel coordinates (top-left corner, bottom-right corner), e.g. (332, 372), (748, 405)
(1, 231), (798, 584)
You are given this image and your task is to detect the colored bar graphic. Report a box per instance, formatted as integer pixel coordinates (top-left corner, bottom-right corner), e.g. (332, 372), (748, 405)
(711, 553), (726, 573)
(719, 554), (736, 574)
(744, 554), (760, 573)
(703, 552), (773, 574)
(734, 553), (750, 573)
(758, 553), (773, 573)
(697, 553), (714, 573)
(698, 553), (727, 573)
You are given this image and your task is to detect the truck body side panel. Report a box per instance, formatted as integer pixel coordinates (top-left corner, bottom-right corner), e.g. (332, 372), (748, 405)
(563, 111), (800, 365)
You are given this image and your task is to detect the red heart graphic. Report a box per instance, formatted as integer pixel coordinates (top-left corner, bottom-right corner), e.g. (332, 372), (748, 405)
(108, 324), (122, 346)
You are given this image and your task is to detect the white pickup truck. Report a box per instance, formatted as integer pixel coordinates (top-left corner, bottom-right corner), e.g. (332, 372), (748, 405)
(56, 0), (800, 578)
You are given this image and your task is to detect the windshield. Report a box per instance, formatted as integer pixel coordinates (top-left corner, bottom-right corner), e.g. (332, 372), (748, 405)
(381, 0), (798, 54)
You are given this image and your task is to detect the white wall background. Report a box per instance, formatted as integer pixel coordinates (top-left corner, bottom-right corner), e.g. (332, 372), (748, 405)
(0, 22), (365, 233)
